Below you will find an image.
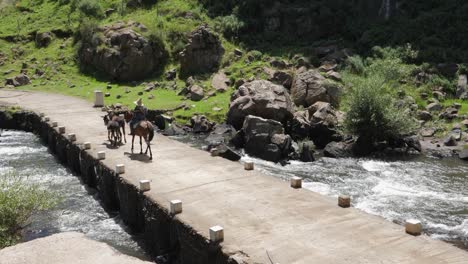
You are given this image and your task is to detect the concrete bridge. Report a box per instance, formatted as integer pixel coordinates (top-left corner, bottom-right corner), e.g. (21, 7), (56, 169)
(0, 90), (467, 264)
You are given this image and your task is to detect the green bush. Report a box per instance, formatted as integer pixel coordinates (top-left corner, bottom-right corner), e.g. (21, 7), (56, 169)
(344, 77), (417, 144)
(0, 170), (58, 248)
(346, 55), (365, 75)
(70, 0), (104, 19)
(214, 15), (245, 39)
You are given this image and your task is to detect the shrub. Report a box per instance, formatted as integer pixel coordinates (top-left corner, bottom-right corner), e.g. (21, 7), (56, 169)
(214, 15), (245, 39)
(346, 55), (365, 75)
(0, 170), (58, 248)
(70, 0), (104, 19)
(344, 77), (417, 144)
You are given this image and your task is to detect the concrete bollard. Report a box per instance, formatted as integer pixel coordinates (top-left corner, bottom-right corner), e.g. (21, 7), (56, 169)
(44, 116), (50, 122)
(83, 142), (91, 150)
(244, 161), (254, 171)
(290, 176), (302, 189)
(139, 180), (151, 192)
(97, 151), (106, 160)
(58, 126), (66, 134)
(338, 195), (351, 208)
(116, 164), (125, 174)
(94, 90), (104, 107)
(68, 133), (76, 142)
(209, 225), (224, 243)
(52, 121), (58, 127)
(405, 219), (422, 236)
(170, 200), (183, 215)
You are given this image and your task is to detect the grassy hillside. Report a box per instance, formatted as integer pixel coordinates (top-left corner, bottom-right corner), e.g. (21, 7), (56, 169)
(0, 0), (466, 133)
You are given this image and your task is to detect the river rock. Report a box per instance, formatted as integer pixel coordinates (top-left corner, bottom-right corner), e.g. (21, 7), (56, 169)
(459, 149), (468, 161)
(443, 135), (457, 146)
(190, 114), (214, 133)
(291, 69), (341, 108)
(291, 101), (341, 148)
(180, 25), (224, 76)
(78, 24), (167, 81)
(36, 32), (53, 47)
(190, 85), (204, 101)
(242, 115), (292, 162)
(227, 80), (294, 130)
(324, 141), (352, 158)
(205, 123), (236, 146)
(210, 143), (241, 161)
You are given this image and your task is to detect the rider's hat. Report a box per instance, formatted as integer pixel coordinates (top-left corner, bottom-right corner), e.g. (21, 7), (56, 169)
(134, 98), (144, 106)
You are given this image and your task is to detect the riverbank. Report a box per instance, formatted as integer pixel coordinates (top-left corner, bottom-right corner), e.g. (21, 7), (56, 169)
(1, 89), (468, 263)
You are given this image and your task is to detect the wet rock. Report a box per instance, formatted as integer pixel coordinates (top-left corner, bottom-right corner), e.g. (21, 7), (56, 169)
(443, 135), (457, 146)
(205, 123), (236, 146)
(227, 80), (294, 130)
(180, 25), (224, 76)
(189, 85), (204, 101)
(35, 32), (53, 47)
(190, 114), (214, 133)
(210, 143), (241, 161)
(291, 69), (341, 108)
(324, 141), (352, 158)
(459, 149), (468, 161)
(78, 24), (167, 81)
(242, 115), (292, 162)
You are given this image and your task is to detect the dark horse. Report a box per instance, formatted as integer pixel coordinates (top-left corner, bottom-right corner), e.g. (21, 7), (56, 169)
(103, 115), (121, 146)
(124, 111), (155, 160)
(108, 111), (127, 143)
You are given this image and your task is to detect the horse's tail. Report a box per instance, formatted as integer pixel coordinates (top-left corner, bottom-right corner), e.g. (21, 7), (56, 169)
(148, 126), (155, 142)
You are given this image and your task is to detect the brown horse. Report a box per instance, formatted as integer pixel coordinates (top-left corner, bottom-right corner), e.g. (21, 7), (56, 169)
(108, 111), (127, 143)
(103, 115), (121, 146)
(124, 111), (155, 160)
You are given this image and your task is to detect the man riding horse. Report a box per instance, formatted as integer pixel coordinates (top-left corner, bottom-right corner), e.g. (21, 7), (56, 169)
(129, 98), (148, 135)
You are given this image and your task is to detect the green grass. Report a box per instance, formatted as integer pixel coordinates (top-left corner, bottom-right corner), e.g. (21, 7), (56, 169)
(0, 169), (59, 248)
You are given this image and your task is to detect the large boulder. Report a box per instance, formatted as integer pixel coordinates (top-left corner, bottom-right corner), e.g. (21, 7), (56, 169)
(291, 101), (342, 148)
(179, 26), (224, 76)
(242, 115), (292, 162)
(291, 69), (341, 108)
(205, 123), (236, 146)
(324, 141), (352, 158)
(227, 80), (294, 130)
(78, 23), (167, 81)
(189, 85), (204, 101)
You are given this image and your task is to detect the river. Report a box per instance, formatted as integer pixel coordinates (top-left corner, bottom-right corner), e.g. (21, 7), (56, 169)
(0, 130), (150, 260)
(174, 134), (468, 250)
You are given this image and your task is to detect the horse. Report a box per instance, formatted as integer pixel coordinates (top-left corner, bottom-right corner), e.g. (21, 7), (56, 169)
(124, 111), (155, 160)
(103, 115), (122, 146)
(108, 111), (127, 143)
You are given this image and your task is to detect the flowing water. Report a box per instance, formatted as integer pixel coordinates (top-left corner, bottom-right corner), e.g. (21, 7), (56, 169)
(174, 134), (468, 250)
(0, 130), (150, 260)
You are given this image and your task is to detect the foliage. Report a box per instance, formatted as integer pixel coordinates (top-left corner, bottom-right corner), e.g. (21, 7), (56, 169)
(71, 0), (104, 19)
(345, 55), (365, 75)
(344, 77), (417, 143)
(213, 14), (245, 40)
(0, 170), (58, 248)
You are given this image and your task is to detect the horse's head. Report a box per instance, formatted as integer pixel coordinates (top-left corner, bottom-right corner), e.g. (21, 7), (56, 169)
(103, 115), (110, 126)
(124, 111), (133, 123)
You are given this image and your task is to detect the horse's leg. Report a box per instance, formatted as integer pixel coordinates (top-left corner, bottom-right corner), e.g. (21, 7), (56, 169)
(139, 136), (143, 154)
(147, 137), (152, 160)
(122, 123), (126, 143)
(108, 130), (111, 142)
(131, 135), (135, 153)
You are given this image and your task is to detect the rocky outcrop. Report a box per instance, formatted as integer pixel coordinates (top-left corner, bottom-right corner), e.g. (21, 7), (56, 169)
(180, 26), (224, 76)
(241, 115), (293, 162)
(78, 23), (167, 81)
(227, 80), (294, 130)
(291, 69), (341, 108)
(291, 101), (342, 148)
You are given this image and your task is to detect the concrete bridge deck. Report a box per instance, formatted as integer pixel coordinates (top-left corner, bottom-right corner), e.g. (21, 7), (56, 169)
(1, 90), (467, 264)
